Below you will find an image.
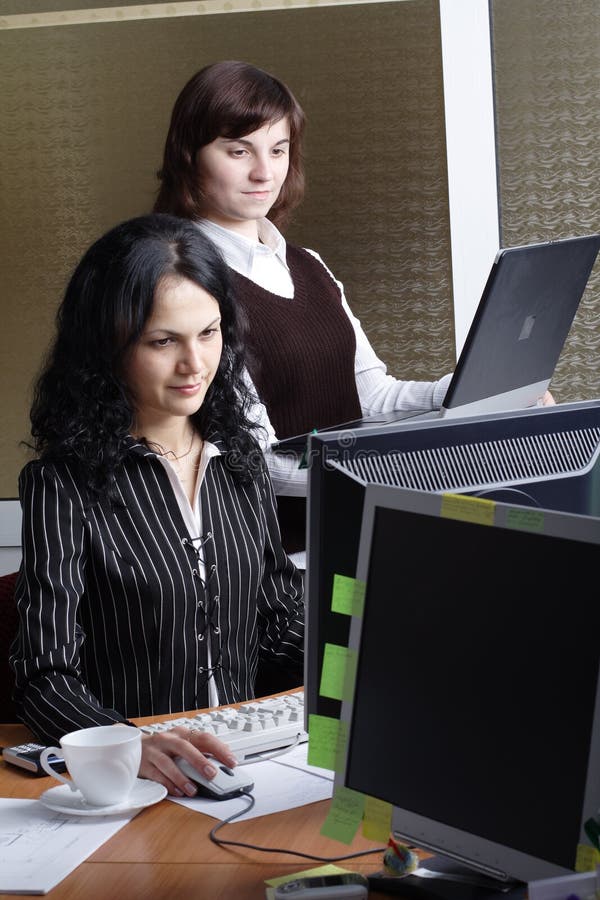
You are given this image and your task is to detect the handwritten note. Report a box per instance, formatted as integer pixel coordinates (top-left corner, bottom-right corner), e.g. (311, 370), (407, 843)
(363, 794), (393, 842)
(505, 506), (545, 532)
(307, 714), (349, 771)
(320, 784), (364, 845)
(331, 574), (366, 618)
(441, 493), (495, 525)
(319, 643), (358, 702)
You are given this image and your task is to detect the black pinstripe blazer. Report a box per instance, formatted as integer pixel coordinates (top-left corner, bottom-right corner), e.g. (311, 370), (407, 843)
(10, 436), (304, 744)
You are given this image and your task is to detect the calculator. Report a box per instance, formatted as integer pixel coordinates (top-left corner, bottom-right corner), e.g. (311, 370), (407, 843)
(2, 741), (67, 775)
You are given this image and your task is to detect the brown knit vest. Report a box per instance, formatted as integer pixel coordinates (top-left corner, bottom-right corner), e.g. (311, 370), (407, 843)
(231, 246), (362, 553)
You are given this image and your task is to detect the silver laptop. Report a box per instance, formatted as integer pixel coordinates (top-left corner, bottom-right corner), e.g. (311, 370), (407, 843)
(275, 233), (600, 450)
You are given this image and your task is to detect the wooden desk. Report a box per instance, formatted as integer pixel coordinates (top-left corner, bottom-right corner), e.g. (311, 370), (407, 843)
(0, 712), (405, 899)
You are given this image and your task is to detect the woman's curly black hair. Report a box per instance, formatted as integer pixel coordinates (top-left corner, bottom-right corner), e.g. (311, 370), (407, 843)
(29, 213), (263, 496)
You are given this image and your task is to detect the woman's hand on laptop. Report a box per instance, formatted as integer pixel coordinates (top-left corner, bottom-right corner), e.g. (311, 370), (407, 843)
(539, 390), (556, 406)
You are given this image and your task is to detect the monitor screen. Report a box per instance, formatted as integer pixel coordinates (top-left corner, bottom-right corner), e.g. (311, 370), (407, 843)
(305, 399), (600, 731)
(338, 484), (600, 885)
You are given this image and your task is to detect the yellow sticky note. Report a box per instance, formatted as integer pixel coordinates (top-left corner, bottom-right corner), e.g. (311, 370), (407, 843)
(320, 784), (365, 844)
(362, 794), (393, 842)
(331, 574), (366, 618)
(575, 842), (600, 871)
(319, 643), (358, 701)
(505, 506), (545, 532)
(266, 864), (351, 890)
(307, 714), (349, 771)
(441, 493), (495, 526)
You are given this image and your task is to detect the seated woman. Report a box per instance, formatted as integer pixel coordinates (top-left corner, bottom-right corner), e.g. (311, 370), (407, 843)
(9, 213), (304, 797)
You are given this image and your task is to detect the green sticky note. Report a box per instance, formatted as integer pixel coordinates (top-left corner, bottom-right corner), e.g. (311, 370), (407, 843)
(363, 794), (393, 842)
(307, 714), (349, 771)
(319, 643), (358, 701)
(331, 574), (366, 617)
(505, 507), (545, 533)
(585, 815), (600, 851)
(441, 493), (495, 526)
(320, 785), (365, 844)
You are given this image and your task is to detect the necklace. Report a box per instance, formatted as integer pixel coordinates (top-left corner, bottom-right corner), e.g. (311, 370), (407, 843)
(162, 428), (196, 461)
(172, 437), (204, 501)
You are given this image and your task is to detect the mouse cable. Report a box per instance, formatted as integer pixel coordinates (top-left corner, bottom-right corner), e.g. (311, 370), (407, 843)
(209, 789), (386, 862)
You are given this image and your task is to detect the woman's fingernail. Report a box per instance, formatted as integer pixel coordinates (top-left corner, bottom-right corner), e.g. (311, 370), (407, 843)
(203, 764), (217, 779)
(183, 781), (197, 796)
(226, 754), (238, 767)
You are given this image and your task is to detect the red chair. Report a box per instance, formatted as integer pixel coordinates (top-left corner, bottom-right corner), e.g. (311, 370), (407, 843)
(0, 571), (19, 723)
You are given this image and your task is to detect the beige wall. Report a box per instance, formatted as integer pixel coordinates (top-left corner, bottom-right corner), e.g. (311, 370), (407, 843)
(2, 0), (600, 500)
(492, 0), (600, 403)
(0, 0), (453, 497)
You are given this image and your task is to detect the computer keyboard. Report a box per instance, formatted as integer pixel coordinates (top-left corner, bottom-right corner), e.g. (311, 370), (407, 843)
(139, 691), (308, 763)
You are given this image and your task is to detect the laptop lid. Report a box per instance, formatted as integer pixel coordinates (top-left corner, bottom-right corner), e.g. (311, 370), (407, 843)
(273, 233), (600, 450)
(440, 233), (600, 417)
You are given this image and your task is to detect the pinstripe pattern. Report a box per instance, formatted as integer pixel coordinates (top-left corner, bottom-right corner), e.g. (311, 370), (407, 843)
(9, 437), (304, 745)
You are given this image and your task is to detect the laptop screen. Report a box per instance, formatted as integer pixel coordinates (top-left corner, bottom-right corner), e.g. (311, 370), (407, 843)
(273, 233), (600, 449)
(442, 233), (600, 417)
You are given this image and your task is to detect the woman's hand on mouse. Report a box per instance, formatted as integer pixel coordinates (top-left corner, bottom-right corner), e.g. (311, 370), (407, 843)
(138, 726), (238, 796)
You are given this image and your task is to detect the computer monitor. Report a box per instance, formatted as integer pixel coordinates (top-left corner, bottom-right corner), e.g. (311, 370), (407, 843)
(337, 483), (600, 889)
(305, 399), (600, 727)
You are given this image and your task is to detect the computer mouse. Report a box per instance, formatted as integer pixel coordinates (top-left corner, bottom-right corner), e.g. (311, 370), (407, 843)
(174, 756), (254, 799)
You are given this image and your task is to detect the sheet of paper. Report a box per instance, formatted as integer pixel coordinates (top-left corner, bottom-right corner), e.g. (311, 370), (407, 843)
(171, 742), (334, 821)
(265, 741), (334, 780)
(0, 798), (134, 894)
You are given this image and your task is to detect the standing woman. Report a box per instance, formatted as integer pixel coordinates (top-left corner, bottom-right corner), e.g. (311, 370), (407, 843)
(10, 213), (304, 796)
(153, 60), (453, 563)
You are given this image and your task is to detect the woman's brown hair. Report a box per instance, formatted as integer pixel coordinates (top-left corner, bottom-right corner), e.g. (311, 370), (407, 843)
(154, 60), (305, 230)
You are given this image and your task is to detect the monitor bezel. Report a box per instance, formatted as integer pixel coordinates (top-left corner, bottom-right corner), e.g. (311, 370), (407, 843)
(335, 483), (600, 884)
(304, 398), (600, 730)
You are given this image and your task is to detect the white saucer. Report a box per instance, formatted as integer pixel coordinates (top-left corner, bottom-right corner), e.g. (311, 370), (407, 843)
(39, 777), (168, 816)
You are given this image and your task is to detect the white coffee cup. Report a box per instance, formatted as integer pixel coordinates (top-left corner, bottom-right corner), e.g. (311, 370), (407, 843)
(39, 724), (142, 806)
